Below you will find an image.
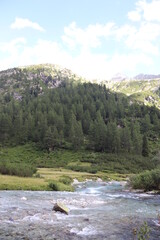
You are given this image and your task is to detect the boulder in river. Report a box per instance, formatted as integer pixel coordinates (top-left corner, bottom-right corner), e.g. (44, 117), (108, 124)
(52, 202), (69, 215)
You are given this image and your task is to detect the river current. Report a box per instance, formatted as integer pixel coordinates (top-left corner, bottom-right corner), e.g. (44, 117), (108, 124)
(0, 180), (160, 240)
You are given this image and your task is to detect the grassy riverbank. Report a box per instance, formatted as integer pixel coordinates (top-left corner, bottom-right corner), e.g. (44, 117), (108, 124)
(0, 143), (156, 172)
(0, 168), (128, 191)
(0, 143), (158, 191)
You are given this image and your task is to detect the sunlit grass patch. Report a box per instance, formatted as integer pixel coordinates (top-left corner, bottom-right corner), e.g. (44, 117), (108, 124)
(0, 174), (48, 190)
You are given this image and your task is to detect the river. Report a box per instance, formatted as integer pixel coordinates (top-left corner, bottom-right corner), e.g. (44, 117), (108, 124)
(0, 181), (160, 239)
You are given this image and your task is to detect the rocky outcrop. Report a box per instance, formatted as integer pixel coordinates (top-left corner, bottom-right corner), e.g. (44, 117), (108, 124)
(0, 64), (83, 101)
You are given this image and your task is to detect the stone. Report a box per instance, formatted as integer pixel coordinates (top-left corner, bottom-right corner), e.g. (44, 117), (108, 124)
(52, 202), (69, 215)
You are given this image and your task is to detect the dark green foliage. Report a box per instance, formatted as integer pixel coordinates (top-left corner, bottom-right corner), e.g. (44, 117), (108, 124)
(48, 181), (59, 191)
(0, 160), (36, 177)
(48, 180), (73, 191)
(59, 175), (72, 185)
(130, 168), (160, 191)
(131, 121), (142, 154)
(0, 144), (158, 178)
(43, 126), (60, 151)
(142, 135), (149, 157)
(67, 165), (98, 174)
(120, 124), (132, 152)
(0, 82), (160, 158)
(69, 114), (84, 149)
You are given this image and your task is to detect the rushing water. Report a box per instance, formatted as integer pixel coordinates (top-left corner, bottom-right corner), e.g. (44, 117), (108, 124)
(0, 181), (160, 240)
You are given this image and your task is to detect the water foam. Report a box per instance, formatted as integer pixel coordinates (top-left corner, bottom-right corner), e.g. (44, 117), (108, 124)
(70, 225), (97, 236)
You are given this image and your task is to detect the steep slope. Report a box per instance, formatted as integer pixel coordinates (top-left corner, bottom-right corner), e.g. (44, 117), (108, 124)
(107, 78), (160, 109)
(1, 65), (160, 177)
(0, 64), (84, 102)
(1, 64), (160, 109)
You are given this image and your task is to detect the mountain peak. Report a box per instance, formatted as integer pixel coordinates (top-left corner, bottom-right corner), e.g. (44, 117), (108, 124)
(111, 73), (127, 82)
(134, 73), (160, 80)
(0, 64), (84, 101)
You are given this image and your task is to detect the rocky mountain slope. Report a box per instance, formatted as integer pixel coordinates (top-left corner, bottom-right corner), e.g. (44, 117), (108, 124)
(0, 63), (160, 109)
(106, 78), (160, 109)
(0, 64), (84, 101)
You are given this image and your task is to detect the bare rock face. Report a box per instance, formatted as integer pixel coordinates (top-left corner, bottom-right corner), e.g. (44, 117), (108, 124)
(52, 202), (69, 215)
(0, 64), (83, 101)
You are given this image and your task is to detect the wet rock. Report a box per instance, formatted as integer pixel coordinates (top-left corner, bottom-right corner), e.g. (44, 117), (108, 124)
(96, 178), (103, 182)
(52, 202), (69, 215)
(72, 178), (79, 185)
(119, 181), (127, 186)
(84, 218), (89, 222)
(9, 217), (14, 222)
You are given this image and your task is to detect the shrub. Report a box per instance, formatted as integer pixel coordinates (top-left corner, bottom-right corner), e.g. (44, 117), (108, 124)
(48, 180), (73, 191)
(48, 181), (59, 191)
(130, 168), (160, 191)
(59, 175), (72, 185)
(67, 165), (98, 173)
(0, 161), (37, 177)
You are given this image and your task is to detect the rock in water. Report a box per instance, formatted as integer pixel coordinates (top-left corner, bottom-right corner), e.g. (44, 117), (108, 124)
(52, 202), (69, 215)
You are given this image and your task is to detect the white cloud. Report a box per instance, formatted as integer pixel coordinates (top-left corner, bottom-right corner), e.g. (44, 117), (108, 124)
(108, 53), (152, 74)
(0, 38), (26, 52)
(1, 1), (160, 79)
(0, 37), (153, 79)
(124, 22), (160, 55)
(128, 0), (160, 22)
(10, 17), (45, 31)
(138, 0), (160, 22)
(128, 10), (141, 22)
(62, 21), (115, 49)
(114, 24), (137, 40)
(0, 38), (27, 70)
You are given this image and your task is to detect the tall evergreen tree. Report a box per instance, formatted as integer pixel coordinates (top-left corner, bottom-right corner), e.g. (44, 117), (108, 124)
(106, 121), (120, 153)
(91, 113), (107, 152)
(69, 114), (84, 149)
(120, 125), (132, 152)
(142, 135), (149, 157)
(131, 121), (142, 154)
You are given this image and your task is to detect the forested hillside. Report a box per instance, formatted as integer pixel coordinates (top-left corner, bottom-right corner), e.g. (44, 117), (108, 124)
(1, 81), (160, 157)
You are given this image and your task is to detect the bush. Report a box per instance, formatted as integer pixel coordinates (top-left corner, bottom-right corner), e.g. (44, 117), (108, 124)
(48, 180), (73, 191)
(67, 165), (99, 173)
(130, 168), (160, 191)
(48, 181), (59, 191)
(0, 161), (37, 177)
(59, 175), (72, 185)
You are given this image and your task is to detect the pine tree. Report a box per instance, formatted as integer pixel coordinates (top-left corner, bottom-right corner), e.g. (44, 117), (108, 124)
(43, 126), (59, 151)
(106, 121), (120, 153)
(131, 121), (142, 154)
(82, 110), (91, 134)
(120, 125), (132, 152)
(43, 127), (54, 151)
(92, 113), (107, 152)
(69, 114), (84, 149)
(141, 114), (151, 132)
(142, 135), (149, 157)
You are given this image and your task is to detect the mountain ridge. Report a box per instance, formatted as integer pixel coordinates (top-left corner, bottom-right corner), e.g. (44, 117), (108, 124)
(0, 63), (84, 101)
(1, 63), (160, 108)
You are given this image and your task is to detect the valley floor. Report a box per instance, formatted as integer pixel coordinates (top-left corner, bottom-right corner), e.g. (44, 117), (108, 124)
(0, 143), (157, 191)
(0, 168), (127, 191)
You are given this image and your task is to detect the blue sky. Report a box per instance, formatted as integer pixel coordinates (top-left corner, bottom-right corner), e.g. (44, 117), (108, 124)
(0, 0), (160, 79)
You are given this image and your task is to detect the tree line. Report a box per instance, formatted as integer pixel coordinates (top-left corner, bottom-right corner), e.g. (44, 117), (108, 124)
(1, 82), (160, 156)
